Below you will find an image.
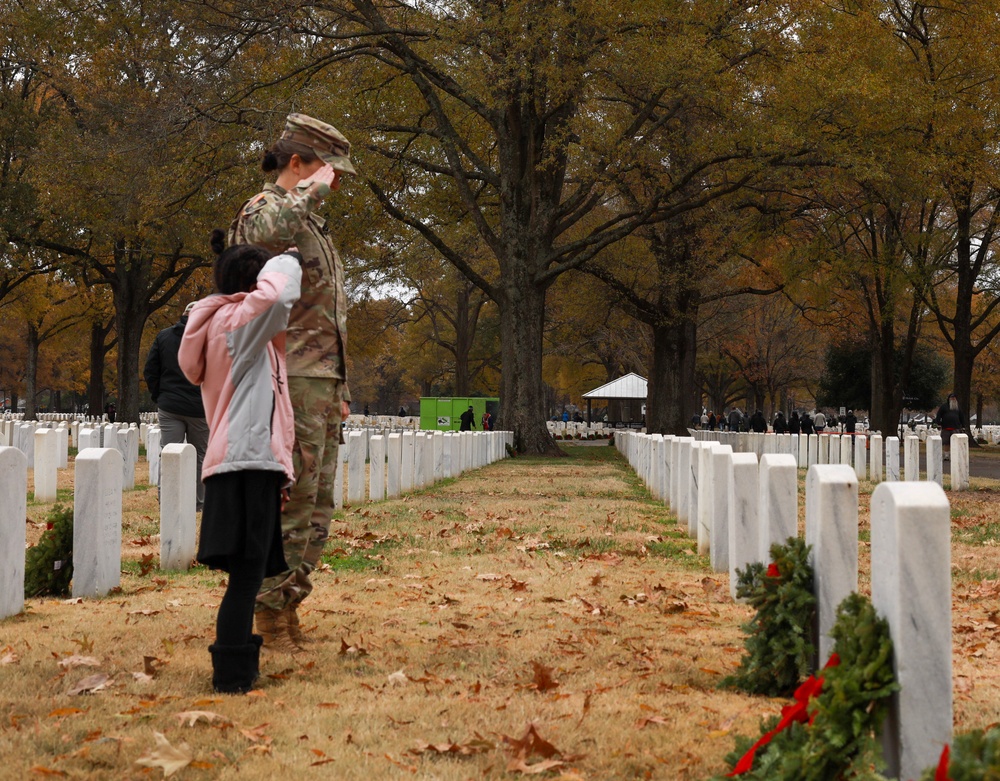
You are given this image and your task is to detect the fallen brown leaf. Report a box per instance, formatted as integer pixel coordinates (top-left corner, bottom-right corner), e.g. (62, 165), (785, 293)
(133, 731), (193, 778)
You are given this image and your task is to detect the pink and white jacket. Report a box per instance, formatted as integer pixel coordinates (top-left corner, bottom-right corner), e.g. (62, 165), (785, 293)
(178, 254), (302, 483)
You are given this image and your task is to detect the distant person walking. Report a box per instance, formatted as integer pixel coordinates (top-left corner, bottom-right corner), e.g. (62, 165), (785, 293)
(460, 406), (476, 431)
(933, 392), (966, 460)
(750, 409), (767, 433)
(144, 303), (209, 510)
(813, 411), (827, 434)
(844, 410), (858, 435)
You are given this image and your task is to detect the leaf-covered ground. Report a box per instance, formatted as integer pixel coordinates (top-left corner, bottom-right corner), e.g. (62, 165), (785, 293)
(2, 445), (999, 779)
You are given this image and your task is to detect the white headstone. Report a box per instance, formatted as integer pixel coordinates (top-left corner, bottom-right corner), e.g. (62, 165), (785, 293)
(676, 438), (693, 527)
(798, 433), (808, 468)
(818, 434), (828, 465)
(33, 429), (58, 503)
(432, 431), (444, 481)
(808, 433), (818, 467)
(0, 448), (28, 618)
(728, 452), (759, 599)
(386, 433), (402, 499)
(117, 429), (137, 490)
(147, 427), (161, 486)
(853, 435), (866, 481)
(159, 443), (196, 570)
(369, 435), (386, 501)
(805, 464), (858, 663)
(441, 432), (454, 480)
(904, 436), (920, 481)
(926, 435), (943, 487)
(840, 434), (853, 467)
(870, 434), (883, 483)
(886, 436), (900, 481)
(348, 431), (366, 503)
(758, 454), (798, 562)
(688, 442), (705, 539)
(56, 426), (69, 469)
(697, 442), (715, 555)
(951, 433), (970, 490)
(423, 432), (436, 487)
(401, 432), (415, 492)
(870, 482), (952, 780)
(72, 448), (123, 598)
(711, 446), (733, 573)
(334, 446), (345, 510)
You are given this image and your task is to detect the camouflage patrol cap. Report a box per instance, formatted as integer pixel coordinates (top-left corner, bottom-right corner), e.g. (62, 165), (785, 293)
(281, 113), (356, 175)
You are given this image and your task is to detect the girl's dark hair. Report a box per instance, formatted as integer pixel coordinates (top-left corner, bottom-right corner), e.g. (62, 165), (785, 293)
(261, 138), (319, 173)
(209, 228), (271, 294)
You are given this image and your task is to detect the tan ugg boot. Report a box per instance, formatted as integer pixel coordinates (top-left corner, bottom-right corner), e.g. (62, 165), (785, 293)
(254, 607), (299, 653)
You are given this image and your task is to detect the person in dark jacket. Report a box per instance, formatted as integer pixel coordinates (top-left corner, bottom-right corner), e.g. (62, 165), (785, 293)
(845, 410), (858, 434)
(799, 412), (814, 435)
(933, 393), (965, 460)
(789, 411), (800, 435)
(773, 411), (787, 434)
(144, 303), (209, 510)
(750, 409), (767, 433)
(460, 405), (476, 431)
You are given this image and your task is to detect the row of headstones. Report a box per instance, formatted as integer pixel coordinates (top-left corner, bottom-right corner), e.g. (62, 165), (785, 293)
(344, 430), (512, 505)
(0, 429), (513, 621)
(2, 413), (159, 424)
(616, 431), (951, 780)
(146, 428), (513, 509)
(545, 421), (608, 432)
(689, 429), (970, 490)
(0, 441), (197, 615)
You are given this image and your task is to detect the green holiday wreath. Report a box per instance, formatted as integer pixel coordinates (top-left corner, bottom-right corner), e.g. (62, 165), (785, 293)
(715, 592), (898, 781)
(24, 504), (74, 597)
(721, 536), (816, 697)
(919, 726), (1000, 781)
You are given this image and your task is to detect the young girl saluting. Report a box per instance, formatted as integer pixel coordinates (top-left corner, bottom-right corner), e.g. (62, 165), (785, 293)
(178, 230), (301, 693)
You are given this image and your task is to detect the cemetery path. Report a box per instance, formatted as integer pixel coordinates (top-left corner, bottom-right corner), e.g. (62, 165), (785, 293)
(3, 443), (1000, 779)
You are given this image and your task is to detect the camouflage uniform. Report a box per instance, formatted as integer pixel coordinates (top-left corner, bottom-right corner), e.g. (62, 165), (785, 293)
(228, 116), (353, 616)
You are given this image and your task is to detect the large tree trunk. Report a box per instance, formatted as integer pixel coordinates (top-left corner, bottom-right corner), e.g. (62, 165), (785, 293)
(869, 322), (897, 437)
(950, 198), (977, 443)
(113, 283), (150, 425)
(647, 319), (698, 436)
(498, 280), (558, 455)
(88, 320), (111, 417)
(24, 323), (39, 421)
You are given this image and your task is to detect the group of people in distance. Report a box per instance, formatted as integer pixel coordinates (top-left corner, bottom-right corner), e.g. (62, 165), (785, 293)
(151, 113), (357, 694)
(702, 397), (966, 451)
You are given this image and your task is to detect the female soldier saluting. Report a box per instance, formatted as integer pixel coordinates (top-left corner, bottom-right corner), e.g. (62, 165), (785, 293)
(228, 113), (355, 653)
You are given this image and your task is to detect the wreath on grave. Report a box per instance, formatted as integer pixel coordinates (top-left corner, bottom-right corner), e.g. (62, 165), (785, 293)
(24, 504), (74, 597)
(721, 536), (816, 697)
(920, 727), (1000, 781)
(713, 593), (898, 780)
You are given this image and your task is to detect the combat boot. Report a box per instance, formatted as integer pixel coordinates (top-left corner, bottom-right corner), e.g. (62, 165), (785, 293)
(254, 607), (300, 653)
(284, 605), (314, 647)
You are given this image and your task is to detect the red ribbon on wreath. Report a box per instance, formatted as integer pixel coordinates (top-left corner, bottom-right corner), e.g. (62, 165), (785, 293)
(727, 653), (841, 776)
(934, 744), (951, 781)
(766, 563), (780, 578)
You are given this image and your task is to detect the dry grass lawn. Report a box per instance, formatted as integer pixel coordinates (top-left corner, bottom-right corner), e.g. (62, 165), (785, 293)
(2, 444), (999, 780)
